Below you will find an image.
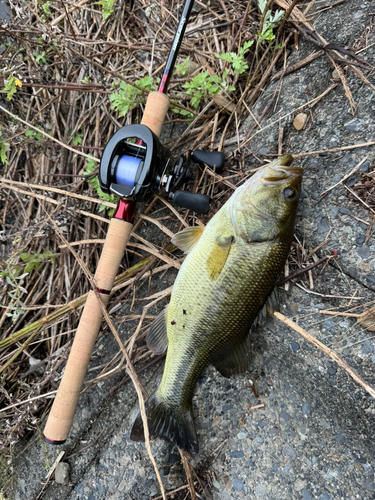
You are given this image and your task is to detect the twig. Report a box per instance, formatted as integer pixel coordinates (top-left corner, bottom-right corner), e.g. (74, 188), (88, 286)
(0, 106), (99, 162)
(277, 256), (329, 286)
(271, 309), (375, 399)
(179, 449), (197, 500)
(344, 185), (375, 216)
(318, 157), (367, 199)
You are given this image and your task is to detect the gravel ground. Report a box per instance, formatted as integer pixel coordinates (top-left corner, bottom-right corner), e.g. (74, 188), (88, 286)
(7, 0), (375, 499)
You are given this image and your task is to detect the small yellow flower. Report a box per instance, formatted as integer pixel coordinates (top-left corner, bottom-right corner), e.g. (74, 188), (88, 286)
(14, 78), (22, 88)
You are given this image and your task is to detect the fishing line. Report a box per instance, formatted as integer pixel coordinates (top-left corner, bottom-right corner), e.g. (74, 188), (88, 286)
(115, 155), (142, 188)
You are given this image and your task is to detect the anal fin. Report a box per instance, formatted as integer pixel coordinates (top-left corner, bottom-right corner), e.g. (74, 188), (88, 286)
(212, 334), (252, 378)
(146, 307), (169, 354)
(253, 288), (279, 327)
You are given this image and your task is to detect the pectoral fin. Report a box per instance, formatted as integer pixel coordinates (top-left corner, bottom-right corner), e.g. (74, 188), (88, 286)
(146, 307), (169, 354)
(207, 235), (233, 280)
(171, 226), (204, 254)
(212, 334), (252, 377)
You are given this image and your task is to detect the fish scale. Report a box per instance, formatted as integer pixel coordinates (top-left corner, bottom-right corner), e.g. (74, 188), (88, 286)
(131, 156), (302, 453)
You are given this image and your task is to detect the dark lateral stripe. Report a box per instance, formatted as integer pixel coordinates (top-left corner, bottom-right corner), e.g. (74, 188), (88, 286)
(97, 287), (110, 295)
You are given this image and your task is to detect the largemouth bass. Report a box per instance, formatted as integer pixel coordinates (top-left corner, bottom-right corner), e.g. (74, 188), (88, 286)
(131, 155), (302, 453)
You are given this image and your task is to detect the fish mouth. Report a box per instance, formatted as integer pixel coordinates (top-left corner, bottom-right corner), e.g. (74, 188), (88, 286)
(262, 155), (302, 187)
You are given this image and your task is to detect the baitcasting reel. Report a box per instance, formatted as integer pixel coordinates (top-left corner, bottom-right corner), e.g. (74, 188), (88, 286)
(99, 124), (225, 214)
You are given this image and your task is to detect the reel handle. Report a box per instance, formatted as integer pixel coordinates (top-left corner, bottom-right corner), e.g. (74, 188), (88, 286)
(173, 190), (211, 214)
(191, 149), (225, 173)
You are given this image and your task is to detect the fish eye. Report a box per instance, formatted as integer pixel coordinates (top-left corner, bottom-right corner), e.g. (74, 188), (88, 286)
(284, 187), (296, 201)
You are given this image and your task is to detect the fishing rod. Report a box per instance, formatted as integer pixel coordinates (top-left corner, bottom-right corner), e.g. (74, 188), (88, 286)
(44, 0), (225, 444)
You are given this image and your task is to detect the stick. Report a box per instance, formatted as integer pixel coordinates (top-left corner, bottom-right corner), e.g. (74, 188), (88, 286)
(271, 309), (375, 399)
(0, 106), (99, 162)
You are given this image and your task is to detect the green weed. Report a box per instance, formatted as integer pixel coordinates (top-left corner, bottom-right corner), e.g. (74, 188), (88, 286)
(84, 158), (118, 216)
(0, 127), (10, 165)
(33, 51), (47, 64)
(1, 74), (21, 100)
(175, 56), (190, 77)
(0, 251), (58, 322)
(258, 0), (284, 43)
(25, 127), (44, 142)
(216, 40), (254, 75)
(109, 76), (155, 117)
(96, 0), (117, 19)
(183, 71), (234, 110)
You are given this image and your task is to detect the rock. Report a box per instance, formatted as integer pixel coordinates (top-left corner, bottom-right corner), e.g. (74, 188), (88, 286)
(358, 246), (371, 259)
(302, 489), (313, 500)
(212, 480), (220, 490)
(255, 484), (267, 496)
(317, 217), (330, 234)
(302, 403), (309, 415)
(258, 147), (270, 155)
(359, 161), (370, 172)
(335, 433), (346, 445)
(332, 69), (340, 79)
(54, 462), (70, 485)
(344, 118), (364, 132)
(231, 450), (244, 458)
(291, 341), (300, 352)
(339, 207), (353, 216)
(356, 234), (366, 245)
(284, 446), (297, 460)
(293, 113), (308, 131)
(237, 431), (247, 440)
(232, 478), (244, 491)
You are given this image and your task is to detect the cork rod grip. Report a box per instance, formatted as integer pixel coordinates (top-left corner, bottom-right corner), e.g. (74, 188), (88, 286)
(141, 92), (170, 137)
(44, 218), (133, 442)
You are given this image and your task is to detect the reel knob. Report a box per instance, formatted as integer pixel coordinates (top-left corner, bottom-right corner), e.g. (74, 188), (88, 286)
(191, 149), (225, 173)
(172, 190), (211, 214)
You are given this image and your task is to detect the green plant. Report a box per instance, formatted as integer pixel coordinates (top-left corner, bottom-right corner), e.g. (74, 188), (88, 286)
(33, 51), (47, 64)
(183, 71), (234, 110)
(216, 40), (254, 75)
(0, 251), (58, 322)
(96, 0), (117, 19)
(41, 1), (51, 15)
(175, 56), (190, 77)
(0, 127), (10, 165)
(257, 0), (284, 43)
(81, 76), (90, 83)
(84, 158), (118, 216)
(20, 250), (59, 273)
(25, 127), (43, 142)
(109, 76), (156, 117)
(72, 129), (83, 146)
(2, 74), (22, 100)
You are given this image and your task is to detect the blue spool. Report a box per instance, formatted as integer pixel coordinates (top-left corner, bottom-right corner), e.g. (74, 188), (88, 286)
(115, 155), (142, 189)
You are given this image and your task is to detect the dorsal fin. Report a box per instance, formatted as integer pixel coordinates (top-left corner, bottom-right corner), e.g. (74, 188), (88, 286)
(171, 226), (204, 254)
(146, 307), (169, 354)
(206, 235), (233, 280)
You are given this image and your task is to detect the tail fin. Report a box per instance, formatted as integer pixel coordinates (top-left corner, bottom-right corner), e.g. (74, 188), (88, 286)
(130, 393), (199, 454)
